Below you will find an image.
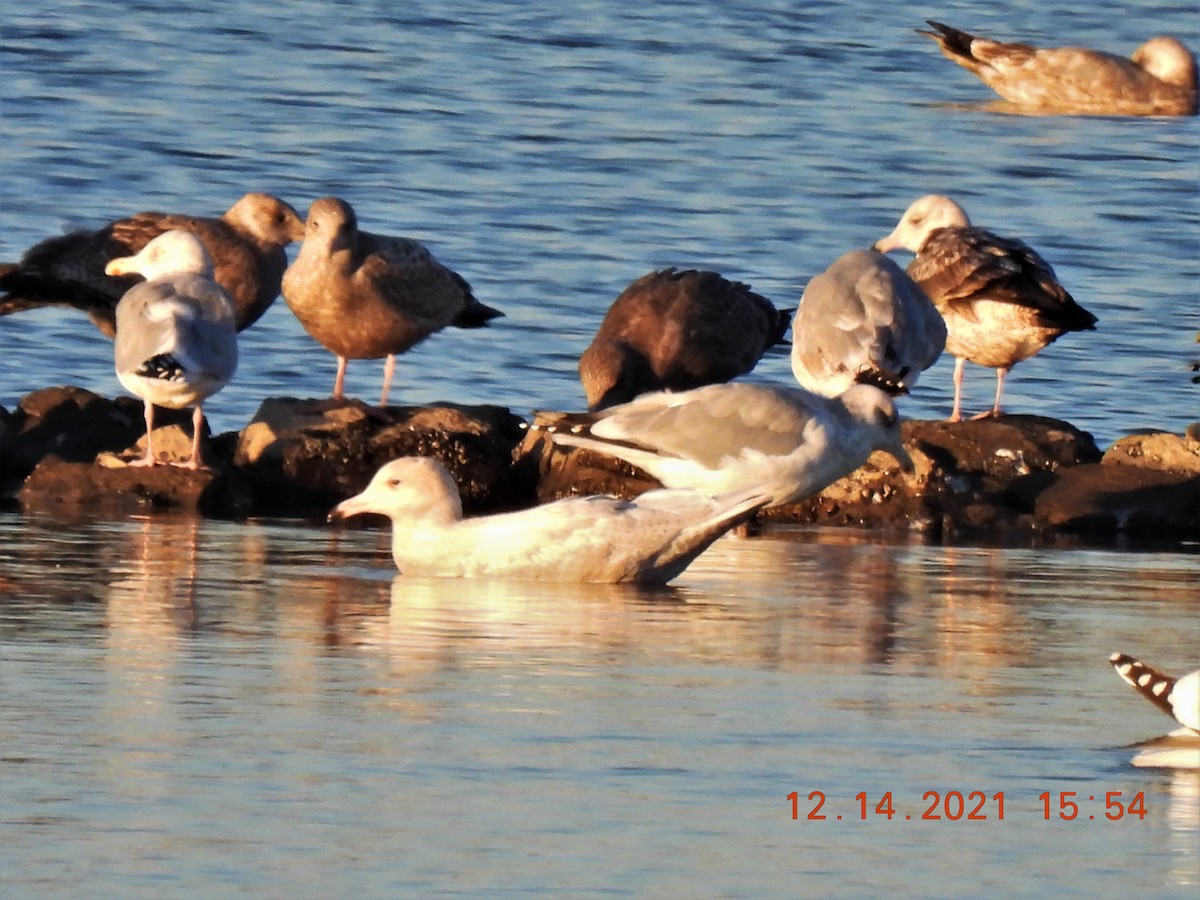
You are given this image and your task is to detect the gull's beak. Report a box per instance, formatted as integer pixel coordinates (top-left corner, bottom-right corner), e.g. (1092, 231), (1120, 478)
(105, 256), (134, 276)
(328, 491), (370, 523)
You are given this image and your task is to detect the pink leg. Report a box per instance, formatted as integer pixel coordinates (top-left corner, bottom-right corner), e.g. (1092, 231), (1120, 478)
(949, 357), (966, 422)
(969, 367), (1008, 420)
(990, 367), (1008, 417)
(333, 356), (348, 400)
(181, 405), (207, 470)
(130, 401), (159, 467)
(378, 354), (396, 407)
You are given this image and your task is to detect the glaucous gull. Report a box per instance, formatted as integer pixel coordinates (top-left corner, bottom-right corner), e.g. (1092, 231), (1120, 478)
(536, 381), (912, 508)
(108, 230), (238, 469)
(920, 21), (1197, 116)
(1109, 653), (1200, 769)
(0, 193), (305, 336)
(579, 268), (791, 410)
(790, 249), (945, 398)
(282, 197), (503, 407)
(874, 194), (1097, 421)
(328, 456), (770, 584)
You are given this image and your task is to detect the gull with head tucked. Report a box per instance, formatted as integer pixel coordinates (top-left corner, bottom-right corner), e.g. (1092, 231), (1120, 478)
(108, 230), (238, 469)
(537, 381), (913, 509)
(875, 194), (1096, 421)
(790, 249), (945, 399)
(328, 456), (770, 584)
(920, 21), (1197, 117)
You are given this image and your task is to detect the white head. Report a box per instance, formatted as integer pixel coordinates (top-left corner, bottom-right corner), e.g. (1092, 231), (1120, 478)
(329, 456), (463, 525)
(1132, 36), (1198, 90)
(838, 383), (914, 471)
(873, 195), (971, 254)
(105, 229), (215, 280)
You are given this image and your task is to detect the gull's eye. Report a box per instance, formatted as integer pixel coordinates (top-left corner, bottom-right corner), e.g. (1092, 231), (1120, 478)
(387, 478), (401, 487)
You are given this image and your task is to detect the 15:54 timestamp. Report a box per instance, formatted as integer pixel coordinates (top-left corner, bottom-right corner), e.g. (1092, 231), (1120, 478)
(789, 790), (1147, 822)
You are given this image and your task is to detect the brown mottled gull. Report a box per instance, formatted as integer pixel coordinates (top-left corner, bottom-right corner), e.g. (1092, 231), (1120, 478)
(108, 231), (238, 469)
(0, 193), (305, 336)
(579, 268), (791, 410)
(920, 21), (1197, 116)
(537, 381), (912, 508)
(282, 197), (503, 406)
(1109, 653), (1200, 769)
(874, 195), (1097, 421)
(328, 456), (769, 584)
(790, 249), (945, 398)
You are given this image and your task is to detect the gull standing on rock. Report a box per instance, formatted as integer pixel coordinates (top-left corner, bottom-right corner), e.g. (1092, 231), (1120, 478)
(536, 381), (913, 508)
(579, 268), (792, 410)
(108, 230), (238, 469)
(282, 197), (503, 406)
(919, 21), (1197, 116)
(0, 192), (305, 336)
(790, 249), (945, 398)
(1109, 653), (1200, 769)
(874, 194), (1097, 422)
(329, 456), (770, 584)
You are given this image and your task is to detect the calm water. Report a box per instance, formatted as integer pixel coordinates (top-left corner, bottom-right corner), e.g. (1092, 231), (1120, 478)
(2, 1), (1199, 896)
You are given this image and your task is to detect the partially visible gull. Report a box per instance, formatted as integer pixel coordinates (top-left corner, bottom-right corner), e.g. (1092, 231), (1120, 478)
(108, 230), (238, 469)
(0, 192), (305, 336)
(920, 21), (1197, 117)
(790, 249), (945, 397)
(537, 381), (913, 508)
(1109, 652), (1200, 769)
(579, 267), (791, 410)
(874, 194), (1097, 421)
(328, 456), (770, 584)
(282, 196), (502, 407)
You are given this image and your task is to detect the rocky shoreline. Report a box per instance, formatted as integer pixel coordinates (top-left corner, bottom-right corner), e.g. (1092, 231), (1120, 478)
(2, 385), (1198, 549)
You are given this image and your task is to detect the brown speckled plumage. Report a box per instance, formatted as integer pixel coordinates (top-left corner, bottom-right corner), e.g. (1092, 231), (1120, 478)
(0, 193), (306, 336)
(875, 195), (1097, 421)
(921, 21), (1197, 116)
(281, 196), (502, 405)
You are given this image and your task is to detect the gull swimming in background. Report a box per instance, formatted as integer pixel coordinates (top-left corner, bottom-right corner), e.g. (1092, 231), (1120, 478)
(0, 192), (305, 336)
(328, 456), (770, 584)
(1109, 653), (1200, 769)
(790, 249), (945, 398)
(579, 267), (792, 410)
(282, 196), (503, 407)
(108, 230), (238, 469)
(536, 381), (913, 508)
(874, 194), (1097, 421)
(919, 21), (1197, 116)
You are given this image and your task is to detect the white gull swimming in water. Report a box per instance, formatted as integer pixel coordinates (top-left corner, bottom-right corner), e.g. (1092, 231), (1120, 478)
(790, 249), (945, 398)
(536, 381), (913, 508)
(1109, 652), (1200, 769)
(108, 230), (238, 469)
(874, 194), (1097, 421)
(919, 21), (1197, 117)
(328, 456), (770, 584)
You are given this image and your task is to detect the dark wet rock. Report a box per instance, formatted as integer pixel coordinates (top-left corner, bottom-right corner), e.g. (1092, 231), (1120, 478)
(3, 386), (1197, 545)
(1102, 431), (1200, 475)
(1034, 464), (1200, 535)
(232, 397), (530, 518)
(1, 386), (189, 500)
(18, 457), (256, 518)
